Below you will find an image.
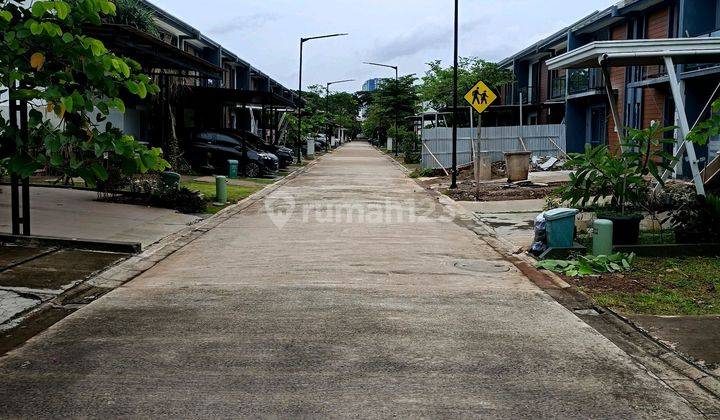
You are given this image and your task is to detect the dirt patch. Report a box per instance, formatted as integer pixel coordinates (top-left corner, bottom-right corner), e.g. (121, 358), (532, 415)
(444, 181), (565, 202)
(418, 166), (566, 202)
(0, 249), (126, 290)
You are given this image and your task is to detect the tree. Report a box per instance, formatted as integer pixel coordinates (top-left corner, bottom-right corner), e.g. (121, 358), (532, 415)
(420, 57), (513, 111)
(362, 75), (420, 141)
(0, 0), (169, 187)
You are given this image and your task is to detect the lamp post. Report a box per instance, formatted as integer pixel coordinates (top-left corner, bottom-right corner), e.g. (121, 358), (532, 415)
(450, 0), (459, 189)
(296, 33), (349, 164)
(326, 79), (355, 150)
(363, 61), (399, 156)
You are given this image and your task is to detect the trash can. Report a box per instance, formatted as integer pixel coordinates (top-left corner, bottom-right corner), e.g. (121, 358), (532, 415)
(544, 208), (579, 248)
(159, 171), (181, 190)
(227, 160), (239, 179)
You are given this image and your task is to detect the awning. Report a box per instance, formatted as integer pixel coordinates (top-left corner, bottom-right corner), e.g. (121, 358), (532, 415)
(546, 37), (720, 196)
(85, 24), (223, 78)
(186, 86), (299, 108)
(547, 38), (720, 70)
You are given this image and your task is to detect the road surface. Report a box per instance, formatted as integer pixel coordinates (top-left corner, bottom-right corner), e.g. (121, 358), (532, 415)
(0, 142), (700, 418)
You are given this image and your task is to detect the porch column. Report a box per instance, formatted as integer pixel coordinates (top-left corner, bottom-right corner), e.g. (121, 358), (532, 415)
(663, 56), (706, 196)
(599, 59), (624, 153)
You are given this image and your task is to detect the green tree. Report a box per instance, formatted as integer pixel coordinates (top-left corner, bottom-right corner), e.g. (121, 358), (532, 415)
(0, 0), (169, 186)
(362, 75), (419, 141)
(420, 57), (513, 110)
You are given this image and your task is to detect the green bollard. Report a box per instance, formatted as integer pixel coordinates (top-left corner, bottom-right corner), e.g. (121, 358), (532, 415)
(593, 219), (614, 256)
(215, 175), (228, 205)
(227, 160), (239, 179)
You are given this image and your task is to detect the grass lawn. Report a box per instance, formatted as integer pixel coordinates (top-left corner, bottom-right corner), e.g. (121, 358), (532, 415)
(570, 257), (720, 316)
(181, 180), (266, 214)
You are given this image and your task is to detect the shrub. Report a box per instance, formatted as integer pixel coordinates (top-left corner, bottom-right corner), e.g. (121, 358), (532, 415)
(149, 186), (207, 214)
(558, 123), (676, 215)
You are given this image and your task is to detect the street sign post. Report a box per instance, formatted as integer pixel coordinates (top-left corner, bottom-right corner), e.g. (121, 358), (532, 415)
(464, 80), (497, 193)
(464, 80), (497, 114)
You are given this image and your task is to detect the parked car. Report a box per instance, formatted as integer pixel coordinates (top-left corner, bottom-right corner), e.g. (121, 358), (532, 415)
(185, 130), (279, 178)
(223, 130), (294, 169)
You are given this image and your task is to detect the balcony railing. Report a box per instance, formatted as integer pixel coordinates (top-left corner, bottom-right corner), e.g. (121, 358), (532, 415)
(501, 83), (539, 106)
(550, 76), (566, 99)
(684, 29), (720, 72)
(568, 68), (605, 95)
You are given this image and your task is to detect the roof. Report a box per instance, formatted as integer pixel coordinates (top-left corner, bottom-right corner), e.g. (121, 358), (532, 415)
(85, 24), (223, 77)
(185, 86), (300, 108)
(547, 38), (720, 70)
(139, 0), (294, 95)
(497, 0), (667, 67)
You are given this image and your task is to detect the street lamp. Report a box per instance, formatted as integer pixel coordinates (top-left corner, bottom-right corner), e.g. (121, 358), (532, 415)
(450, 0), (459, 189)
(296, 33), (349, 164)
(326, 79), (355, 150)
(363, 61), (399, 157)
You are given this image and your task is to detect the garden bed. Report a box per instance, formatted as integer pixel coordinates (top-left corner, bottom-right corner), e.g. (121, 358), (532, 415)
(563, 256), (720, 316)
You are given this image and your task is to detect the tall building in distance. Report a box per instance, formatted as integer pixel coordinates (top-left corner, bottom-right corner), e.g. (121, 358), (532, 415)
(362, 78), (384, 92)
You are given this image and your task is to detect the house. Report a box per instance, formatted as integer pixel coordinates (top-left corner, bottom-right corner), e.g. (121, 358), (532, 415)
(90, 0), (300, 150)
(492, 0), (720, 174)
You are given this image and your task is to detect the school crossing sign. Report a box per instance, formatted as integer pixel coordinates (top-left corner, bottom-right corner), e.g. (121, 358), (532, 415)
(464, 80), (497, 114)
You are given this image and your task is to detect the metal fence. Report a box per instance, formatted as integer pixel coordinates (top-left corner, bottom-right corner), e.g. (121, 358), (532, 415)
(421, 124), (566, 169)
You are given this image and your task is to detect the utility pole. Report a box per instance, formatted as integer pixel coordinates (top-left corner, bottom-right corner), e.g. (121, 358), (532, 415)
(296, 33), (349, 164)
(326, 79), (354, 150)
(450, 0), (459, 189)
(363, 62), (399, 156)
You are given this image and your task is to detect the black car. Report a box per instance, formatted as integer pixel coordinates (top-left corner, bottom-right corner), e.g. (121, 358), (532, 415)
(186, 130), (279, 178)
(222, 130), (294, 169)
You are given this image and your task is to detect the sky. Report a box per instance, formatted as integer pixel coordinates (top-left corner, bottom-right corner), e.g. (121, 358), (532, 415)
(147, 0), (616, 93)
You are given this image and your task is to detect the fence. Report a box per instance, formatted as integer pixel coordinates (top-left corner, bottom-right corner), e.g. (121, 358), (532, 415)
(421, 124), (566, 169)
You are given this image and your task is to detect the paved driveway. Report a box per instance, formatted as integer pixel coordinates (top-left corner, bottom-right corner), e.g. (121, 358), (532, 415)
(0, 186), (200, 247)
(0, 143), (701, 418)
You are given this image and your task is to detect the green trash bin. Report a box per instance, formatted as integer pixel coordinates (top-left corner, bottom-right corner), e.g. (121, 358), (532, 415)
(227, 160), (239, 179)
(159, 171), (181, 190)
(544, 208), (579, 248)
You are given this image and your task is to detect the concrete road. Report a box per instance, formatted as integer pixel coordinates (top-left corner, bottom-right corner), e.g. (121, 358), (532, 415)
(0, 143), (701, 418)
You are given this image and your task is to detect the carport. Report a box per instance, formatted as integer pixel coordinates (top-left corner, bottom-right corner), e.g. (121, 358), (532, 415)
(182, 86), (299, 146)
(547, 38), (720, 196)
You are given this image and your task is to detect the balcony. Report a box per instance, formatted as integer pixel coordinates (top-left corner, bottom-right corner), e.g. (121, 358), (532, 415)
(550, 75), (566, 100)
(684, 28), (720, 73)
(501, 83), (539, 106)
(568, 68), (604, 96)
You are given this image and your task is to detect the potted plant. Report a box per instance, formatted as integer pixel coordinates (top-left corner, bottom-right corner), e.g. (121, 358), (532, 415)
(557, 122), (676, 245)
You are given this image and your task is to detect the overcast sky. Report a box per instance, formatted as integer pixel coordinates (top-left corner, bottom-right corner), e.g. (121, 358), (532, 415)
(148, 0), (615, 93)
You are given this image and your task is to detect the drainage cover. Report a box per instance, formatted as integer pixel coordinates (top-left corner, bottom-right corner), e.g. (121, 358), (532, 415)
(453, 260), (512, 273)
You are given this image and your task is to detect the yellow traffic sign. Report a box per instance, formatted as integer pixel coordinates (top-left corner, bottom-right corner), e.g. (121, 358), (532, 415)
(464, 81), (497, 114)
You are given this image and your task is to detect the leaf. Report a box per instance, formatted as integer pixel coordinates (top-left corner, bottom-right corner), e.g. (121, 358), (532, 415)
(54, 1), (70, 19)
(0, 10), (12, 22)
(125, 80), (139, 95)
(30, 52), (46, 70)
(137, 82), (147, 99)
(62, 32), (73, 43)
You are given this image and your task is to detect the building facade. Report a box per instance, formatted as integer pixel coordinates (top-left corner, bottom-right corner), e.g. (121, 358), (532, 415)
(493, 0), (720, 171)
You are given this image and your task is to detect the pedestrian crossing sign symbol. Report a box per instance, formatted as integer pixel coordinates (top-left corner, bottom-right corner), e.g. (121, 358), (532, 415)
(464, 80), (497, 114)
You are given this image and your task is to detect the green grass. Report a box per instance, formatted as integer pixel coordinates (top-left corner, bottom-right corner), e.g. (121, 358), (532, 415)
(586, 257), (720, 316)
(181, 181), (265, 214)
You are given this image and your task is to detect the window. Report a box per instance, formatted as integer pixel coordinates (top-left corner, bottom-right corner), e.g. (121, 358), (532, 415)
(624, 87), (643, 130)
(683, 0), (720, 37)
